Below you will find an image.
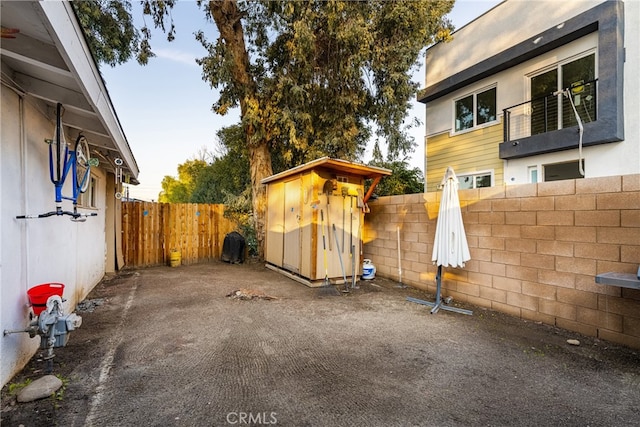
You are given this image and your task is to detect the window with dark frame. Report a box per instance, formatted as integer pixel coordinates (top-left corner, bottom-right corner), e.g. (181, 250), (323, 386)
(458, 172), (492, 189)
(455, 86), (497, 132)
(543, 160), (585, 182)
(530, 53), (596, 136)
(455, 95), (474, 132)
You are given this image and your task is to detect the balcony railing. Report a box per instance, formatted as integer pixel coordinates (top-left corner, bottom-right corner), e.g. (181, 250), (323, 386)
(503, 79), (597, 144)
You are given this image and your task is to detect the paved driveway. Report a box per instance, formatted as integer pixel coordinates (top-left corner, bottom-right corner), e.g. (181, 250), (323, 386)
(2, 261), (640, 426)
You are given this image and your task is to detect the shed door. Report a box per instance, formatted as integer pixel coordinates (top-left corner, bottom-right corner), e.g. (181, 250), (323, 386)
(265, 182), (284, 267)
(283, 178), (301, 273)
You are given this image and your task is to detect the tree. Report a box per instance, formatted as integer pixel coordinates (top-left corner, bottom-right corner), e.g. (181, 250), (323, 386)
(72, 1), (175, 66)
(367, 141), (424, 196)
(158, 159), (207, 202)
(190, 125), (251, 203)
(195, 0), (453, 257)
(159, 125), (251, 203)
(74, 0), (454, 258)
(367, 160), (424, 196)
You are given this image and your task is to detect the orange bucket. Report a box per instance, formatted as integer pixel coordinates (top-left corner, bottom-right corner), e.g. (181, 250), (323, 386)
(27, 283), (65, 315)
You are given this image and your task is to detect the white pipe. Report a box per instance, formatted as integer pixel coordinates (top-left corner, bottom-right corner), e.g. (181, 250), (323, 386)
(566, 91), (585, 177)
(19, 95), (30, 294)
(555, 89), (585, 177)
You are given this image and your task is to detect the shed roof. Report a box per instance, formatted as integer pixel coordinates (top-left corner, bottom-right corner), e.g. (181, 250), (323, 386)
(261, 157), (392, 185)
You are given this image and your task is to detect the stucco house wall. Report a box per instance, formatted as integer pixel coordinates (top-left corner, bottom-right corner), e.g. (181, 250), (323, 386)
(1, 1), (137, 387)
(1, 89), (110, 385)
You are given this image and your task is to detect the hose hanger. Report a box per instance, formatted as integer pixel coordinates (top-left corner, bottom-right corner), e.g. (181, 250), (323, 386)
(114, 158), (123, 199)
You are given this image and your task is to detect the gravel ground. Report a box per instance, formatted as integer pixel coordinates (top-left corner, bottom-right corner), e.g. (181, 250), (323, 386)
(2, 260), (640, 426)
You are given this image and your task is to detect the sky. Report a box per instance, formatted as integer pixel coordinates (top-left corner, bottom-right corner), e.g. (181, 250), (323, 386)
(101, 0), (502, 201)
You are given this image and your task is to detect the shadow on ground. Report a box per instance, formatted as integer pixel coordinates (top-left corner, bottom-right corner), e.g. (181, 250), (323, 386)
(2, 261), (640, 426)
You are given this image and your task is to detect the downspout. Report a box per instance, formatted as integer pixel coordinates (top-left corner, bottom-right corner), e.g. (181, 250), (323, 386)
(554, 89), (585, 176)
(18, 95), (30, 297)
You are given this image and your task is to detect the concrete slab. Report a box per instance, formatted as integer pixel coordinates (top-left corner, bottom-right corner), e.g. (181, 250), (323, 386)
(3, 261), (640, 426)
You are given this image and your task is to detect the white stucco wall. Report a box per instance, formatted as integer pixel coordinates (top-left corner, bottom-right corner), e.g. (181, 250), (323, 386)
(1, 88), (108, 386)
(426, 0), (602, 86)
(620, 0), (640, 172)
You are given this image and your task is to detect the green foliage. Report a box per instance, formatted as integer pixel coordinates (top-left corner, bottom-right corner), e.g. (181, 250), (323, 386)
(7, 378), (32, 396)
(366, 140), (424, 196)
(367, 159), (425, 197)
(196, 0), (454, 166)
(222, 188), (257, 256)
(72, 0), (455, 173)
(53, 374), (69, 403)
(159, 125), (251, 203)
(156, 138), (256, 254)
(158, 159), (207, 203)
(191, 125), (251, 203)
(72, 0), (175, 67)
(74, 0), (454, 256)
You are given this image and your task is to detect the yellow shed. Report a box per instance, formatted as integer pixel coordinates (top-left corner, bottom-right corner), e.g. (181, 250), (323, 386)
(261, 157), (391, 286)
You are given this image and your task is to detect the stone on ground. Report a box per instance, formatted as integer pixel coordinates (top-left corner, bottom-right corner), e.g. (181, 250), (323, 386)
(16, 375), (62, 403)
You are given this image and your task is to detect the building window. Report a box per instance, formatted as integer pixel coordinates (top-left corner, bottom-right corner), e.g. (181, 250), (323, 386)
(79, 176), (97, 208)
(543, 160), (585, 182)
(528, 166), (538, 183)
(531, 69), (558, 135)
(454, 86), (497, 132)
(458, 171), (492, 189)
(530, 53), (596, 136)
(561, 55), (596, 127)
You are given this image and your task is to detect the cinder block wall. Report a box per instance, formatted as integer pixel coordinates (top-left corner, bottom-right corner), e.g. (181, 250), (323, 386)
(363, 174), (640, 349)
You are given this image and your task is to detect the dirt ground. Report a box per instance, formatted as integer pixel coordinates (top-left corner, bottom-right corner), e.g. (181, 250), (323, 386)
(2, 260), (640, 426)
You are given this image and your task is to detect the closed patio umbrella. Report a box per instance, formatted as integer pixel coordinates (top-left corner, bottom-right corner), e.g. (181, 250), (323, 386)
(407, 167), (472, 315)
(432, 167), (470, 268)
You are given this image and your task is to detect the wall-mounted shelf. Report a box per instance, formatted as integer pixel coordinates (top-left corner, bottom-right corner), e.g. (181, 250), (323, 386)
(595, 272), (640, 290)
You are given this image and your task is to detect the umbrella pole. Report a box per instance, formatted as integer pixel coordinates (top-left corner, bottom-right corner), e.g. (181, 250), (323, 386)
(406, 265), (473, 315)
(431, 265), (443, 314)
(408, 166), (473, 315)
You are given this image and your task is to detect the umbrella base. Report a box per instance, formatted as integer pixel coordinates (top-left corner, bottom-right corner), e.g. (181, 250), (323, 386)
(406, 296), (473, 316)
(407, 265), (472, 315)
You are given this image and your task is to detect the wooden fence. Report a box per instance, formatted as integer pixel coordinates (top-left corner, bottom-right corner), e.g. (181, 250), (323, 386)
(122, 202), (237, 268)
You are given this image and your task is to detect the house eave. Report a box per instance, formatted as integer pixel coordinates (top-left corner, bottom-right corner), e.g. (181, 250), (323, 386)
(1, 1), (139, 182)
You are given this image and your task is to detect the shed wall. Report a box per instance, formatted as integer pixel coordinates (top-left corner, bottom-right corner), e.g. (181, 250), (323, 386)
(264, 167), (365, 284)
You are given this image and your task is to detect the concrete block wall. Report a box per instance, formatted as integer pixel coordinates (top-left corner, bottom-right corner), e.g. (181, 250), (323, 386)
(363, 174), (640, 349)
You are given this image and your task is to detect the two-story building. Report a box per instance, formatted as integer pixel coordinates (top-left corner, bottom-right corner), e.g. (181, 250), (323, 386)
(419, 0), (638, 191)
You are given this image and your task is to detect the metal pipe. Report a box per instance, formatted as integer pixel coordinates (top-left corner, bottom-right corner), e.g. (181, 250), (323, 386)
(395, 227), (406, 288)
(3, 327), (34, 336)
